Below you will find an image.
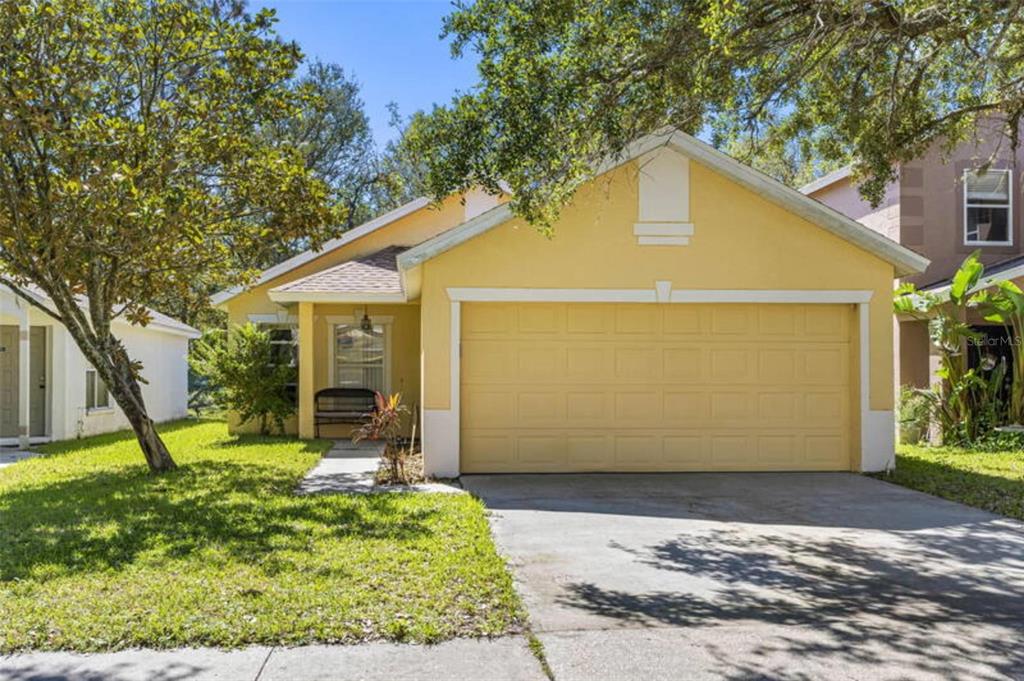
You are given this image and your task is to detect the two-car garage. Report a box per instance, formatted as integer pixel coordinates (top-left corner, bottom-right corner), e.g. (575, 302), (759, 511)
(405, 131), (930, 478)
(460, 302), (854, 473)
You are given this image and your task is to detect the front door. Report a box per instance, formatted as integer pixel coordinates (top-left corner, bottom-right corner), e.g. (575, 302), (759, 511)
(0, 325), (16, 437)
(30, 327), (46, 436)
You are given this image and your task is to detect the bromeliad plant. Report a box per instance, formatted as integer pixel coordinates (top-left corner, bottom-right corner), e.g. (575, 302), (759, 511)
(353, 392), (412, 484)
(895, 252), (1007, 444)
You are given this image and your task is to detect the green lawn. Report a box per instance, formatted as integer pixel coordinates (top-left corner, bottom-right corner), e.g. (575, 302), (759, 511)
(882, 444), (1024, 521)
(0, 419), (522, 652)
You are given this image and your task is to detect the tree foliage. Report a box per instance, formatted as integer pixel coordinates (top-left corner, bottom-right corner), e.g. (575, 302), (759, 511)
(405, 0), (1024, 226)
(189, 324), (296, 436)
(269, 61), (405, 234)
(0, 0), (338, 470)
(150, 61), (422, 329)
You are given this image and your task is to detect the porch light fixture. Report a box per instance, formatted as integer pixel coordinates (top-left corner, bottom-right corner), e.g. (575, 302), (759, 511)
(360, 310), (373, 333)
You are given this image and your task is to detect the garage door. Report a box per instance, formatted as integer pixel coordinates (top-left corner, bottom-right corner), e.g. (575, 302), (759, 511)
(460, 302), (853, 473)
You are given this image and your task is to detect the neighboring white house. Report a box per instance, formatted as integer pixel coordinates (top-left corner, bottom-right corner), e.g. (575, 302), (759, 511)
(0, 285), (199, 448)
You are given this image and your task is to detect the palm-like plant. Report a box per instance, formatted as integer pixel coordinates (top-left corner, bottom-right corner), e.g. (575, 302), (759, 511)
(894, 252), (1007, 444)
(353, 392), (411, 483)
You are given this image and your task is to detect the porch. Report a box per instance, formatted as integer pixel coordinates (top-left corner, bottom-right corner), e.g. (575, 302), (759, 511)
(297, 301), (420, 440)
(230, 246), (421, 440)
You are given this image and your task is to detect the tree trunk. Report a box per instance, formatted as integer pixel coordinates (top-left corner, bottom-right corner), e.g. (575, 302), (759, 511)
(105, 354), (178, 473)
(123, 401), (177, 473)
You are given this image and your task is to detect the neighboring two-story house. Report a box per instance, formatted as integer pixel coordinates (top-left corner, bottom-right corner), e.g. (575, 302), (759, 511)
(802, 126), (1022, 393)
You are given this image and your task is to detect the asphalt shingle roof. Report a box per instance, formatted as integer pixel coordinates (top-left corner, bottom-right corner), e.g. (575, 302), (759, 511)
(271, 246), (408, 295)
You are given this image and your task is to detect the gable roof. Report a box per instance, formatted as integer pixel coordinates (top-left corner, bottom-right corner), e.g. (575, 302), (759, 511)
(798, 165), (854, 195)
(210, 197), (430, 306)
(2, 284), (200, 338)
(398, 129), (929, 277)
(268, 246), (408, 303)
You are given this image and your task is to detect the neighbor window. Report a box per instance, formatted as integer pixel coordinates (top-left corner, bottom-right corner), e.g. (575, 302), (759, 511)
(965, 169), (1012, 245)
(86, 370), (109, 410)
(333, 323), (387, 393)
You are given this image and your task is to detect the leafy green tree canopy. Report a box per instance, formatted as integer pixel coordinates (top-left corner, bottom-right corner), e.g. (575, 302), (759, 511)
(252, 63), (424, 271)
(0, 0), (339, 471)
(406, 0), (1024, 226)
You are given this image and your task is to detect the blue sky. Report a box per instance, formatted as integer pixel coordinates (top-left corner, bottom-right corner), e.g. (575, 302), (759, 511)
(254, 1), (479, 145)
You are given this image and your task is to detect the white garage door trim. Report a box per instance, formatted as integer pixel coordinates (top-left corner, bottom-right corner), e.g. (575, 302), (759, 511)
(422, 284), (890, 477)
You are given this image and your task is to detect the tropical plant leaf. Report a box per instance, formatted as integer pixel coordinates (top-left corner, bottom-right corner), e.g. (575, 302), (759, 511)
(950, 251), (984, 305)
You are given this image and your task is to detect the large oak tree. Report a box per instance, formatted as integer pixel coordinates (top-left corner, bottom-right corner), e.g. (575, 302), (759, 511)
(0, 0), (339, 472)
(406, 0), (1024, 225)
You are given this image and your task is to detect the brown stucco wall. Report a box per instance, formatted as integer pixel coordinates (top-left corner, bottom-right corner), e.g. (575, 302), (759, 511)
(902, 123), (1024, 288)
(898, 320), (930, 389)
(810, 119), (1024, 289)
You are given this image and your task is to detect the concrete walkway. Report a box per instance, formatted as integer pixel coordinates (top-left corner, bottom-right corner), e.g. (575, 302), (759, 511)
(0, 636), (547, 681)
(297, 440), (464, 495)
(296, 440), (382, 494)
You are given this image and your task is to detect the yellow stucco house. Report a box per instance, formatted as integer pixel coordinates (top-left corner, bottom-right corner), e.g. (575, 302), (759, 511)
(213, 129), (929, 477)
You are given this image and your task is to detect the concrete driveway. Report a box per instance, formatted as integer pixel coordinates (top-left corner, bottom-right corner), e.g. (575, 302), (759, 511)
(462, 473), (1024, 681)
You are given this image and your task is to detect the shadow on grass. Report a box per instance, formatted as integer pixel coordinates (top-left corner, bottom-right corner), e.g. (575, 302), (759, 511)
(0, 455), (435, 582)
(878, 453), (1024, 522)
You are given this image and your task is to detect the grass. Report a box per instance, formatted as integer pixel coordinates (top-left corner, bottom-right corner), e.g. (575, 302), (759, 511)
(0, 419), (522, 652)
(880, 444), (1024, 521)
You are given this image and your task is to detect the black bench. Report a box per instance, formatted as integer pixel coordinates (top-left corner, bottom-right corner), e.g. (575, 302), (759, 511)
(314, 388), (377, 437)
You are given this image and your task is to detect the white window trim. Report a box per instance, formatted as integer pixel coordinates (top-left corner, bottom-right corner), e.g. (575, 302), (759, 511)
(85, 369), (110, 411)
(964, 168), (1013, 247)
(247, 312), (298, 325)
(326, 314), (393, 394)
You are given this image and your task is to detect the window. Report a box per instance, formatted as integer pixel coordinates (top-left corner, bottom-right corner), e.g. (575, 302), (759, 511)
(86, 370), (109, 410)
(965, 169), (1012, 245)
(333, 323), (387, 393)
(258, 323), (298, 404)
(260, 324), (298, 367)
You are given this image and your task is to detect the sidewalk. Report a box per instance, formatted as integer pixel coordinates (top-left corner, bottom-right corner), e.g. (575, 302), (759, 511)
(0, 449), (37, 471)
(0, 636), (547, 681)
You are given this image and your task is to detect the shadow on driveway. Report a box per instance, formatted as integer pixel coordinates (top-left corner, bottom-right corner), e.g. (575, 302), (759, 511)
(464, 472), (1024, 680)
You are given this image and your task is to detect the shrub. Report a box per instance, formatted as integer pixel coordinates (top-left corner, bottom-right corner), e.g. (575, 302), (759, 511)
(353, 392), (412, 483)
(972, 429), (1024, 453)
(898, 386), (931, 444)
(189, 324), (297, 435)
